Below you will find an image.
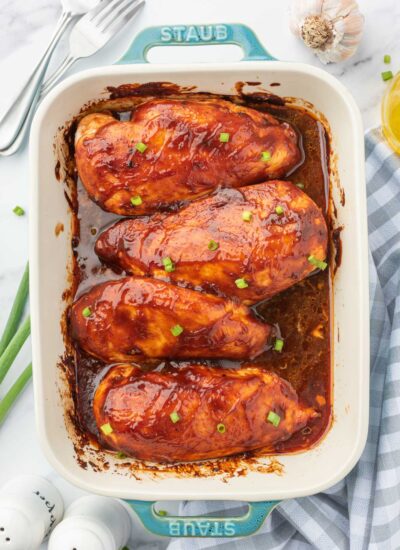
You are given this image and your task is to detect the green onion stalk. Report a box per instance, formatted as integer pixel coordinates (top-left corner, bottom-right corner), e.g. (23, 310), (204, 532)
(0, 315), (31, 384)
(0, 364), (32, 427)
(0, 263), (29, 356)
(0, 263), (32, 425)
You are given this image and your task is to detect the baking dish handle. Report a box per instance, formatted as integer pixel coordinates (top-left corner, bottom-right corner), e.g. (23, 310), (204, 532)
(118, 23), (275, 64)
(126, 499), (280, 537)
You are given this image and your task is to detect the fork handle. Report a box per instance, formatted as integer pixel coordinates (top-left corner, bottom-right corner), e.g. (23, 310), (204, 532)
(0, 10), (74, 151)
(40, 54), (77, 96)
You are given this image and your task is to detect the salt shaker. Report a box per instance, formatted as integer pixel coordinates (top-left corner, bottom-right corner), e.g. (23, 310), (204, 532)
(0, 475), (64, 550)
(48, 495), (131, 550)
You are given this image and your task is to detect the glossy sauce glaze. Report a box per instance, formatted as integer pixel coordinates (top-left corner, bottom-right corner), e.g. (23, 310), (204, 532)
(68, 93), (331, 457)
(95, 180), (328, 304)
(70, 276), (272, 362)
(93, 364), (317, 462)
(74, 98), (302, 215)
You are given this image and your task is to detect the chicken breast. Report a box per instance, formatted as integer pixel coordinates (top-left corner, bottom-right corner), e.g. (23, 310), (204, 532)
(75, 98), (301, 215)
(93, 363), (317, 462)
(95, 181), (328, 304)
(70, 277), (271, 363)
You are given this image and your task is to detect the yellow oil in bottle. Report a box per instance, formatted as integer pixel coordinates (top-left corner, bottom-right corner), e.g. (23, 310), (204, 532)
(382, 72), (400, 154)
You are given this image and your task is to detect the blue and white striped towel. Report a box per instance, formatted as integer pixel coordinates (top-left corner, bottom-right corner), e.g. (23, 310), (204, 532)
(166, 128), (400, 550)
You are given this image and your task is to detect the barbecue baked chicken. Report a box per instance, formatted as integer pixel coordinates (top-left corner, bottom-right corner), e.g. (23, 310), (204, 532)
(93, 364), (317, 462)
(95, 181), (328, 304)
(70, 277), (271, 363)
(75, 99), (301, 215)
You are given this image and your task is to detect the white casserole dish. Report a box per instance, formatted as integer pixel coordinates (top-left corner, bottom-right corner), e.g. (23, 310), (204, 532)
(29, 23), (369, 536)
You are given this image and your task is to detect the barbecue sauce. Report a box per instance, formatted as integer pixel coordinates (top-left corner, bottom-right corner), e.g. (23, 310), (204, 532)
(66, 88), (332, 460)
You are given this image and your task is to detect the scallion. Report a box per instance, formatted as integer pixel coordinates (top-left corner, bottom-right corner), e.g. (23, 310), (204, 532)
(0, 316), (30, 385)
(235, 278), (248, 289)
(382, 70), (393, 82)
(242, 210), (252, 222)
(13, 206), (25, 216)
(130, 195), (142, 206)
(308, 255), (328, 271)
(273, 338), (284, 352)
(261, 151), (271, 162)
(0, 265), (32, 425)
(208, 240), (219, 251)
(384, 54), (391, 64)
(116, 451), (127, 459)
(275, 205), (284, 215)
(170, 411), (180, 423)
(267, 411), (281, 427)
(162, 257), (175, 273)
(82, 306), (92, 318)
(219, 132), (230, 143)
(101, 423), (113, 435)
(170, 324), (183, 337)
(217, 423), (226, 433)
(0, 364), (32, 427)
(135, 142), (147, 153)
(0, 263), (29, 357)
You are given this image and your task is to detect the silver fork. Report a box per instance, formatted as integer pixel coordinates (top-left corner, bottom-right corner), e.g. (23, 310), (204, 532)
(41, 0), (145, 96)
(0, 0), (145, 156)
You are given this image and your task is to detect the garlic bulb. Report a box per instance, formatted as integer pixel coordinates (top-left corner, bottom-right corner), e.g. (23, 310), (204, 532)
(289, 0), (364, 64)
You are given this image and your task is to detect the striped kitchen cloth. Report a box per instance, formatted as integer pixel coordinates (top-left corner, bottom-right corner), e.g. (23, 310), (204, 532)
(166, 128), (400, 550)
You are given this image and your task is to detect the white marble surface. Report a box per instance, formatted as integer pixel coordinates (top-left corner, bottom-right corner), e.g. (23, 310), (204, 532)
(0, 0), (399, 547)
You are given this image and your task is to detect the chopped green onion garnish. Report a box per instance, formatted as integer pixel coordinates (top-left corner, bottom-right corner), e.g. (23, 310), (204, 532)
(13, 206), (25, 216)
(217, 423), (226, 433)
(242, 210), (252, 222)
(101, 423), (113, 435)
(295, 182), (305, 189)
(382, 70), (393, 82)
(384, 54), (391, 64)
(219, 132), (230, 143)
(273, 338), (284, 352)
(267, 411), (281, 427)
(235, 278), (248, 289)
(158, 510), (168, 516)
(208, 240), (219, 251)
(162, 256), (175, 273)
(261, 151), (271, 162)
(275, 205), (284, 215)
(170, 411), (180, 423)
(130, 195), (142, 206)
(116, 451), (127, 459)
(82, 307), (92, 318)
(135, 142), (147, 153)
(170, 324), (183, 337)
(308, 255), (328, 271)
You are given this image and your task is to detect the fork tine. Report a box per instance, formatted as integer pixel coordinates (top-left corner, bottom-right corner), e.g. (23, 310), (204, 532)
(90, 0), (128, 26)
(107, 0), (145, 33)
(107, 1), (145, 36)
(85, 0), (113, 23)
(98, 0), (141, 32)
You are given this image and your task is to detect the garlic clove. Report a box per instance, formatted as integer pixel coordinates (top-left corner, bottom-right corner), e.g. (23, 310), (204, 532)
(289, 0), (364, 64)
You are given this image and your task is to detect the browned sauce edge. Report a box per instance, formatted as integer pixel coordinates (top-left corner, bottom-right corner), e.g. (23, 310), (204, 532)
(56, 81), (340, 480)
